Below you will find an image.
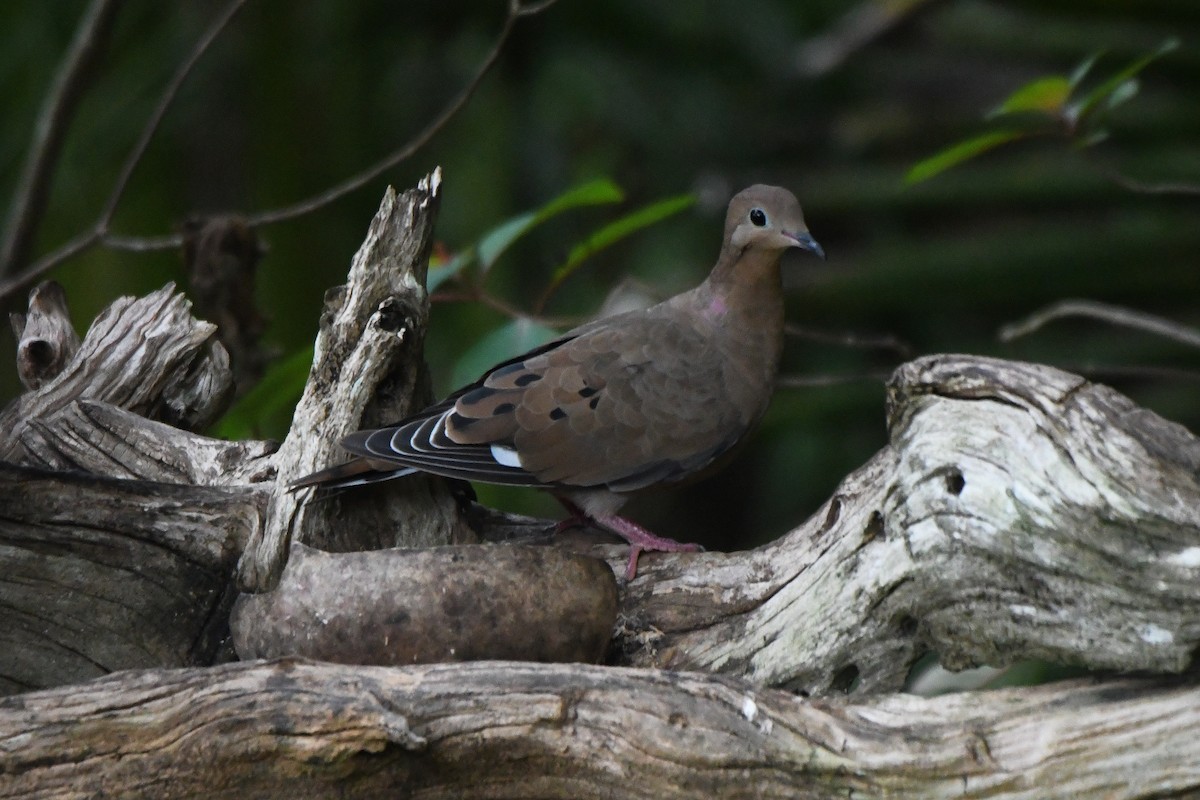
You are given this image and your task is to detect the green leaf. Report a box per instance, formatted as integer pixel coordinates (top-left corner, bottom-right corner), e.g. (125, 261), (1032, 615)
(426, 248), (475, 291)
(214, 346), (314, 440)
(547, 193), (695, 291)
(1073, 129), (1110, 149)
(477, 213), (536, 271)
(1105, 78), (1139, 110)
(1069, 37), (1179, 124)
(905, 130), (1027, 185)
(476, 178), (624, 272)
(988, 75), (1071, 118)
(537, 177), (625, 219)
(1068, 51), (1103, 89)
(450, 317), (560, 388)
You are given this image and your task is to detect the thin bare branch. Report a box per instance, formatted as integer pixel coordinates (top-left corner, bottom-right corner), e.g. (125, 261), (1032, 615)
(1099, 167), (1200, 197)
(784, 321), (914, 358)
(0, 0), (559, 305)
(247, 1), (557, 227)
(777, 370), (891, 389)
(998, 298), (1200, 350)
(794, 0), (944, 77)
(99, 0), (250, 229)
(0, 0), (250, 303)
(430, 287), (577, 330)
(0, 0), (121, 280)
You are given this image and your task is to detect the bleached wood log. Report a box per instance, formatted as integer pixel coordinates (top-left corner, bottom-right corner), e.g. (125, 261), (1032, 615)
(1, 659), (1197, 800)
(0, 463), (252, 694)
(0, 282), (233, 463)
(18, 399), (276, 485)
(5, 173), (1200, 795)
(613, 355), (1200, 694)
(8, 279), (79, 390)
(239, 169), (470, 593)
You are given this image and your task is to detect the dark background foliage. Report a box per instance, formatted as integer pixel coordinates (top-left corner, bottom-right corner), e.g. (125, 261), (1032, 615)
(3, 0), (1198, 552)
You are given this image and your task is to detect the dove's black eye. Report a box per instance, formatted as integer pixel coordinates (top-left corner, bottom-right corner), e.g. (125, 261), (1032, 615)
(749, 208), (767, 227)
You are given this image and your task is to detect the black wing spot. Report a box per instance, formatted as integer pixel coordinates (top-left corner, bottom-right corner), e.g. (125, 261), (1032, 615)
(578, 386), (597, 398)
(588, 396), (600, 410)
(494, 403), (516, 416)
(549, 407), (567, 421)
(515, 373), (541, 387)
(449, 413), (477, 430)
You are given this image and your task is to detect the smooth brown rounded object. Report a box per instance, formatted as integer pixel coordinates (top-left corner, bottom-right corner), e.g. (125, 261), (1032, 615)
(231, 543), (617, 665)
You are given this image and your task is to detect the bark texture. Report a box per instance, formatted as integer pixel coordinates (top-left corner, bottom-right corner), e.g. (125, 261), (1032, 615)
(609, 355), (1200, 696)
(2, 659), (1198, 800)
(241, 169), (470, 593)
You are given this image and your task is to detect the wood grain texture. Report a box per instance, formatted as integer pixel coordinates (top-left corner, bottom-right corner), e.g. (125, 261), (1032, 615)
(0, 282), (233, 462)
(0, 464), (253, 693)
(242, 171), (471, 592)
(1, 659), (1197, 800)
(609, 354), (1200, 694)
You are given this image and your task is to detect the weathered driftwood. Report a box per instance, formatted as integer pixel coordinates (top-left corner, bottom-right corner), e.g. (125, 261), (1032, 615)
(612, 355), (1200, 694)
(0, 282), (233, 463)
(241, 169), (469, 593)
(2, 659), (1199, 800)
(8, 280), (79, 391)
(18, 399), (276, 485)
(0, 463), (251, 695)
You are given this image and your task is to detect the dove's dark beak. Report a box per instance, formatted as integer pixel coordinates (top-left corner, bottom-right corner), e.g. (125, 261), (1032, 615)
(787, 231), (825, 261)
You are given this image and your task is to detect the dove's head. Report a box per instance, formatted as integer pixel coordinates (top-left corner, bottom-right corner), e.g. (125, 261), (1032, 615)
(726, 184), (824, 260)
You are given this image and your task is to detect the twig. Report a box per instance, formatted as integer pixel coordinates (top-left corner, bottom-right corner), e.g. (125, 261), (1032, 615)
(246, 0), (557, 227)
(0, 0), (121, 280)
(998, 299), (1200, 350)
(1061, 363), (1200, 385)
(1099, 167), (1200, 198)
(777, 371), (892, 389)
(101, 0), (251, 233)
(0, 0), (559, 305)
(431, 286), (576, 330)
(784, 321), (913, 358)
(0, 0), (250, 303)
(794, 0), (944, 77)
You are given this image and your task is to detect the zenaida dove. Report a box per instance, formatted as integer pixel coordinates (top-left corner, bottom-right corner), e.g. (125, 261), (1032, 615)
(292, 184), (825, 579)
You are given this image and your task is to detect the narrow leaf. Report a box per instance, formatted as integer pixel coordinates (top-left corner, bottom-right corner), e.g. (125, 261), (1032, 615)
(988, 76), (1071, 118)
(536, 177), (624, 220)
(477, 212), (536, 272)
(1105, 78), (1139, 111)
(1071, 37), (1179, 124)
(427, 248), (475, 291)
(1073, 129), (1110, 149)
(451, 318), (560, 388)
(1069, 51), (1104, 89)
(905, 130), (1027, 185)
(476, 178), (624, 272)
(548, 194), (695, 291)
(214, 346), (314, 440)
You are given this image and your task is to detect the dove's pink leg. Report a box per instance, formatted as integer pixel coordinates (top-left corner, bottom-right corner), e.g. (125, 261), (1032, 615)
(592, 514), (703, 580)
(552, 497), (702, 579)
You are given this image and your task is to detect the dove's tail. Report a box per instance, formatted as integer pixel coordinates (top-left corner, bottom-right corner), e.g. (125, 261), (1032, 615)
(288, 458), (418, 491)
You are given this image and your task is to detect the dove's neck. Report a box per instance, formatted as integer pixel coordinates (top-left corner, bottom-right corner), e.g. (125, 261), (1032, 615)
(685, 245), (787, 412)
(696, 245), (786, 328)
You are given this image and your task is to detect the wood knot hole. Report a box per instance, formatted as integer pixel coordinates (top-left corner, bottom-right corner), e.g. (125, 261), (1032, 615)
(830, 663), (860, 694)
